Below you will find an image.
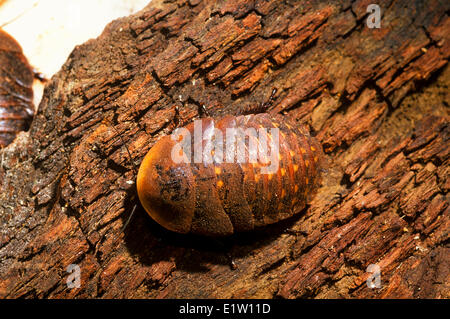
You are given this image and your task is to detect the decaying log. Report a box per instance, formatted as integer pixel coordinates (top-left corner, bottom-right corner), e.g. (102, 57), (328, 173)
(0, 0), (448, 298)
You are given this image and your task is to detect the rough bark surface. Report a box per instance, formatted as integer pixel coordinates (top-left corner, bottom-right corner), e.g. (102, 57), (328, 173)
(0, 0), (449, 298)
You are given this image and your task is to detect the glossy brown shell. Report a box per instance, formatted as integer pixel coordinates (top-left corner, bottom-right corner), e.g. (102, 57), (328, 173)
(137, 113), (324, 236)
(0, 29), (34, 148)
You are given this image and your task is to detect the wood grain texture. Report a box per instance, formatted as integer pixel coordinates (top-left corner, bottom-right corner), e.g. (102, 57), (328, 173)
(0, 0), (448, 298)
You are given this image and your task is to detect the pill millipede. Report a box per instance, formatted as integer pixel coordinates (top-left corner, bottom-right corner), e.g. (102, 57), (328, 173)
(0, 28), (34, 148)
(136, 91), (324, 237)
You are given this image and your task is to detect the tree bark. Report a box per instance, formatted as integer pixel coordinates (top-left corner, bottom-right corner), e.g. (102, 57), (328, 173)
(0, 0), (448, 298)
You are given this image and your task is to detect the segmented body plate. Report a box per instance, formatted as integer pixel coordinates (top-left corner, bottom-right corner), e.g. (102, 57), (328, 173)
(0, 29), (34, 147)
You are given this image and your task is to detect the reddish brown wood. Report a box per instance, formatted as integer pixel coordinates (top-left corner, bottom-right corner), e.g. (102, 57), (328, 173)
(0, 0), (448, 298)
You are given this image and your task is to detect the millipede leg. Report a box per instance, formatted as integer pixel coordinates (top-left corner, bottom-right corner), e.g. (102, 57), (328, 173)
(240, 88), (278, 115)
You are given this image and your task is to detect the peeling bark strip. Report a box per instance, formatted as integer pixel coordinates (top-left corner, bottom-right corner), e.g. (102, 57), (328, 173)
(0, 0), (449, 298)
